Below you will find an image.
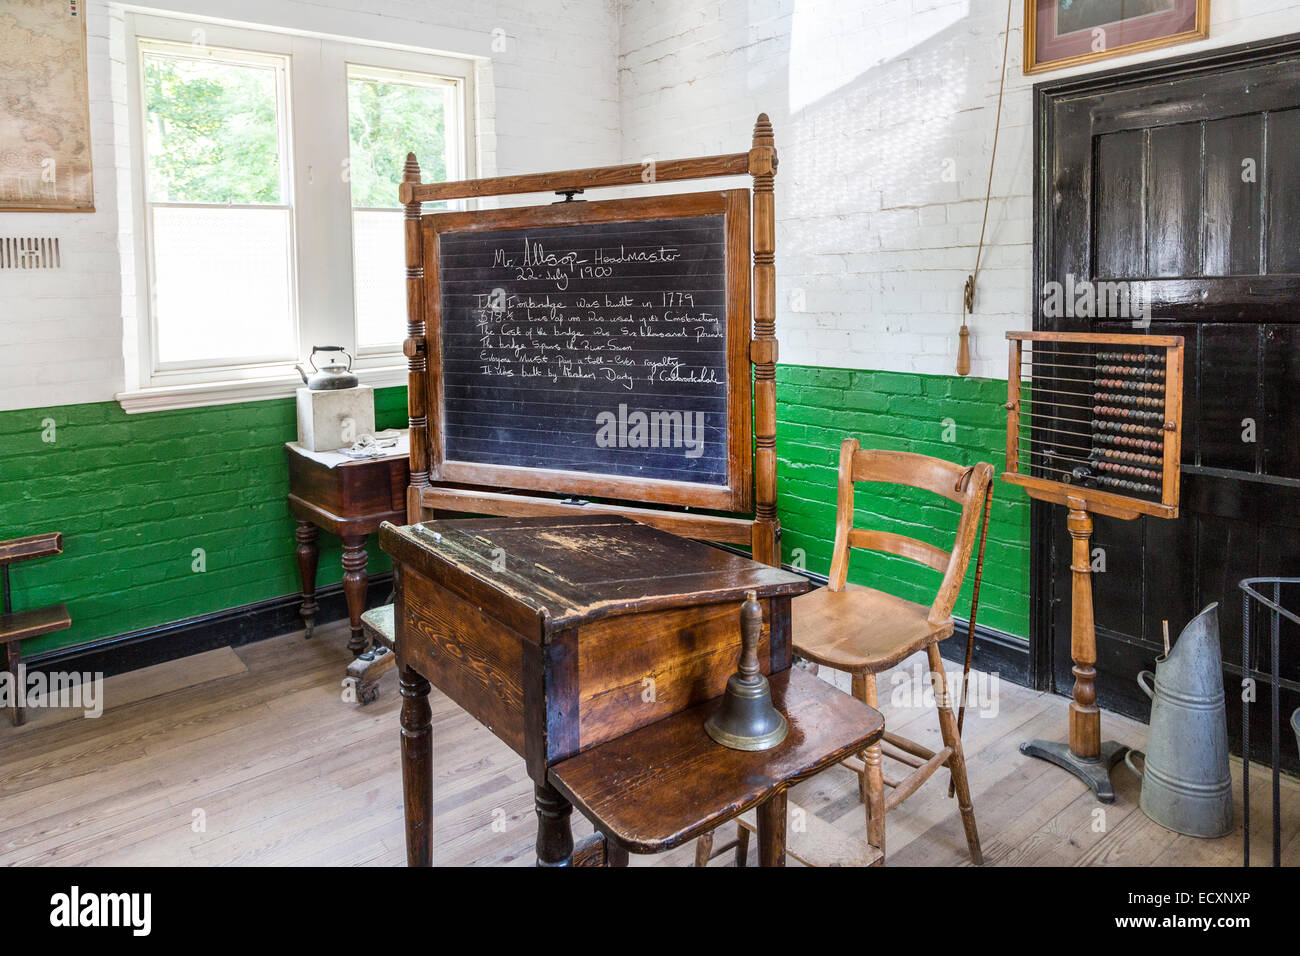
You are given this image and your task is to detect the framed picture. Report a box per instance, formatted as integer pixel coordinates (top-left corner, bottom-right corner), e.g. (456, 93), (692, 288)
(0, 1), (95, 211)
(1024, 0), (1210, 75)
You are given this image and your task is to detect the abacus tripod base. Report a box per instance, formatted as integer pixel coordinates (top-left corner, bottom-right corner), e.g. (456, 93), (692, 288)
(1020, 739), (1128, 803)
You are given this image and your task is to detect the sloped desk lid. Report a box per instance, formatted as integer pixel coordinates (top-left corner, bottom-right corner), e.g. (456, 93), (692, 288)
(380, 514), (809, 638)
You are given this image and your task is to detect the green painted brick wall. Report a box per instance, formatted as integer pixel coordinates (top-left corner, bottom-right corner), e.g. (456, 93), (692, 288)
(0, 387), (409, 655)
(775, 365), (1030, 639)
(0, 364), (1030, 661)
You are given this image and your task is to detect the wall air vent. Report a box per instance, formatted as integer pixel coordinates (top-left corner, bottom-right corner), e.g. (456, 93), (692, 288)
(0, 237), (61, 269)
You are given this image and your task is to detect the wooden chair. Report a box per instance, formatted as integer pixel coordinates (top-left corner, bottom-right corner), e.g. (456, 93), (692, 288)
(1, 533), (72, 727)
(793, 440), (993, 864)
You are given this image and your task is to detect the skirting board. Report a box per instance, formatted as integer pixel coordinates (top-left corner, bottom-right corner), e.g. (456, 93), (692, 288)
(22, 574), (393, 681)
(21, 556), (1031, 690)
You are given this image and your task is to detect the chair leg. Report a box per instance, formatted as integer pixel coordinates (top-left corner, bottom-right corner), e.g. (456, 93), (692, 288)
(735, 824), (750, 867)
(927, 643), (982, 865)
(853, 671), (886, 860)
(850, 672), (868, 804)
(693, 831), (714, 867)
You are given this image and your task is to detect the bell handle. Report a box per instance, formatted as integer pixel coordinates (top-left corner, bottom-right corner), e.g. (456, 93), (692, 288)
(1137, 669), (1156, 700)
(738, 590), (762, 681)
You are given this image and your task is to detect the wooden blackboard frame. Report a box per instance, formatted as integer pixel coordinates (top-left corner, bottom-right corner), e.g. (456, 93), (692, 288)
(399, 114), (782, 567)
(423, 190), (752, 512)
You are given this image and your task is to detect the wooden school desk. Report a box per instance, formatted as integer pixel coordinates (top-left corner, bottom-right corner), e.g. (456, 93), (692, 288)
(380, 514), (885, 866)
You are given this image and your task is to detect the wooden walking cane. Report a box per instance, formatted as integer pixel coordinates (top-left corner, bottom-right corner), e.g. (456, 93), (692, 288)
(950, 483), (993, 798)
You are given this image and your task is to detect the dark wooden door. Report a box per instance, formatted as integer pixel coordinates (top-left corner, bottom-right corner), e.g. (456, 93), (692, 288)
(1034, 35), (1300, 770)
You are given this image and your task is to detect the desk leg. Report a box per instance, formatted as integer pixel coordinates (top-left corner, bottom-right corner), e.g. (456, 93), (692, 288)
(294, 520), (319, 638)
(534, 781), (575, 867)
(341, 534), (368, 657)
(400, 664), (433, 866)
(757, 790), (787, 867)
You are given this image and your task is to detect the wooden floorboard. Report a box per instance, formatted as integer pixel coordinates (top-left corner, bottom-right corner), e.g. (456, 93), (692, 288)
(0, 623), (1294, 867)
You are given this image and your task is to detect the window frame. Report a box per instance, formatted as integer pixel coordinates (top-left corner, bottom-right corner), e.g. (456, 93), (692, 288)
(136, 38), (300, 375)
(118, 13), (476, 412)
(345, 62), (466, 356)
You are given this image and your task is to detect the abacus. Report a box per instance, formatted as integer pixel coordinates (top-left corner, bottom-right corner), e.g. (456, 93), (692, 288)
(1003, 330), (1185, 801)
(1004, 331), (1184, 520)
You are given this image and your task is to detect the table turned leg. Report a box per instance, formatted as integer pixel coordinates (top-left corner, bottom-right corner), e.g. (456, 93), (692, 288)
(534, 780), (575, 867)
(294, 520), (319, 638)
(341, 534), (368, 657)
(400, 663), (433, 866)
(757, 789), (787, 867)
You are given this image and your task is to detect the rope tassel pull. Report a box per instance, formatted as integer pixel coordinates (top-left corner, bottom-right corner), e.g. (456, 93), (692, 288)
(957, 275), (975, 377)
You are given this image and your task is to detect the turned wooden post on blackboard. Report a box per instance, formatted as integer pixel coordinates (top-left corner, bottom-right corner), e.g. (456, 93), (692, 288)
(401, 152), (432, 521)
(749, 114), (780, 568)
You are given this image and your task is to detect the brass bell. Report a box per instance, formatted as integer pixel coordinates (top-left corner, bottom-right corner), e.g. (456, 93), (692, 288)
(705, 590), (789, 751)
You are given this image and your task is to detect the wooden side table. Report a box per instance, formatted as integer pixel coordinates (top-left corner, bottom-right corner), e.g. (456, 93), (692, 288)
(285, 440), (408, 703)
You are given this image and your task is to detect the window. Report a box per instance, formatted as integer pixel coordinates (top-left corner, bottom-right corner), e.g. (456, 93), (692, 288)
(347, 66), (462, 351)
(121, 15), (474, 411)
(141, 43), (296, 369)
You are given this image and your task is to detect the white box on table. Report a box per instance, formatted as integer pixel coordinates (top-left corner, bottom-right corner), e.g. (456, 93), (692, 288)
(295, 386), (375, 452)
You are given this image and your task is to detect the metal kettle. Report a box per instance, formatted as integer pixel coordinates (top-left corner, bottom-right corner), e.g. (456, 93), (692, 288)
(296, 346), (358, 390)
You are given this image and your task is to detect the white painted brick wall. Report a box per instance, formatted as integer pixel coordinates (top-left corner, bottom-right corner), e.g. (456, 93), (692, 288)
(617, 0), (1300, 378)
(7, 0), (1299, 412)
(0, 0), (621, 412)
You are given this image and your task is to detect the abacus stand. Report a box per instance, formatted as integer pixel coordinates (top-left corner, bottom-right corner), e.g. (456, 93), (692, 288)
(1019, 741), (1129, 803)
(1019, 500), (1130, 803)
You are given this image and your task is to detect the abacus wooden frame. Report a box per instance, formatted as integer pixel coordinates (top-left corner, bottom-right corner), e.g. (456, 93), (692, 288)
(1003, 330), (1185, 521)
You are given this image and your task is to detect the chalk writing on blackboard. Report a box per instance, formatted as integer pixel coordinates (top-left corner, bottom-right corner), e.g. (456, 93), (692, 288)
(438, 215), (730, 485)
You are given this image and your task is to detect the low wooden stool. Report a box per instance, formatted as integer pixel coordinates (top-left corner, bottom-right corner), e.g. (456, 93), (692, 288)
(548, 667), (884, 866)
(347, 604), (395, 704)
(1, 533), (72, 727)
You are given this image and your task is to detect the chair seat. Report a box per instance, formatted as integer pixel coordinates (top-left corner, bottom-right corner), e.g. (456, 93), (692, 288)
(792, 583), (954, 673)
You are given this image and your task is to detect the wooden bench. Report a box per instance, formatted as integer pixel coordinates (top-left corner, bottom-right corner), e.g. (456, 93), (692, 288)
(1, 533), (72, 727)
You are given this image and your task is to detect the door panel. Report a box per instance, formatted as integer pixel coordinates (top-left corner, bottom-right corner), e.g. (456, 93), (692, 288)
(1261, 325), (1300, 478)
(1197, 324), (1258, 473)
(1203, 114), (1263, 277)
(1266, 108), (1300, 274)
(1035, 35), (1300, 771)
(1094, 129), (1145, 277)
(1146, 122), (1202, 278)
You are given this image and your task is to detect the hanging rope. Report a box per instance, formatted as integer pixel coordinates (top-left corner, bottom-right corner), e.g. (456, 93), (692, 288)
(958, 0), (1014, 376)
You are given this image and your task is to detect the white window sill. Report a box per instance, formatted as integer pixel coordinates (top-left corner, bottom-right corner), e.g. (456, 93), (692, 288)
(116, 364), (409, 414)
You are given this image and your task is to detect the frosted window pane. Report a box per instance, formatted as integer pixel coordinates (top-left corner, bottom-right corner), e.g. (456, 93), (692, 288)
(152, 206), (295, 364)
(353, 210), (405, 347)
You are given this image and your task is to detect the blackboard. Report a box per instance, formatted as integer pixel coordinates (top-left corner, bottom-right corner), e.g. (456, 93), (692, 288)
(427, 192), (752, 511)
